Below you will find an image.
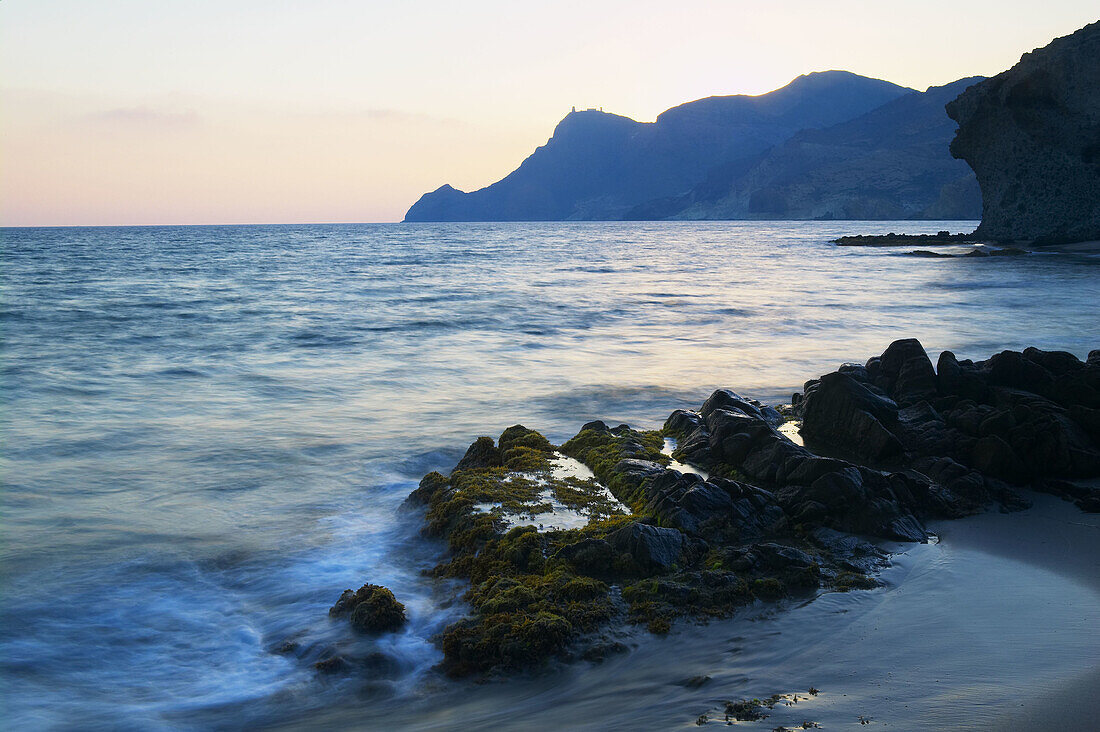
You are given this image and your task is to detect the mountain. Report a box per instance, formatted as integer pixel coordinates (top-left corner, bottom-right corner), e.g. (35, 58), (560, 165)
(631, 77), (985, 220)
(947, 21), (1100, 244)
(404, 71), (913, 221)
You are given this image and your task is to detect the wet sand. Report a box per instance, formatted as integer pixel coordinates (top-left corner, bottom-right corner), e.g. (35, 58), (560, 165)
(944, 490), (1100, 731)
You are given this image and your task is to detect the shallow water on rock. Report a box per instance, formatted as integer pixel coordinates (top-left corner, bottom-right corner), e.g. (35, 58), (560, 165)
(3, 221), (1098, 729)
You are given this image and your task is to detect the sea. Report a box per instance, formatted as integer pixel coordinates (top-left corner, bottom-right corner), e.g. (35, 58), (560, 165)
(3, 221), (1099, 730)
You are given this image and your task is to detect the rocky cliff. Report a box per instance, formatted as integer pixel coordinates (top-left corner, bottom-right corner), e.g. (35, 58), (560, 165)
(946, 21), (1100, 244)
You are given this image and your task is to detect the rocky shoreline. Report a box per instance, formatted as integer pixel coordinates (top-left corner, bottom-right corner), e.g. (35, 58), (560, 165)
(833, 232), (976, 246)
(331, 340), (1100, 678)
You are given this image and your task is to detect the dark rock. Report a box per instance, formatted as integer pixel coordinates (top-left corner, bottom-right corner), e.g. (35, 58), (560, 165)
(606, 522), (684, 570)
(553, 538), (615, 577)
(970, 435), (1027, 482)
(330, 584), (407, 633)
(611, 459), (667, 494)
(876, 338), (938, 406)
(664, 409), (703, 437)
(810, 527), (887, 573)
(946, 21), (1100, 244)
(455, 436), (502, 471)
(988, 350), (1054, 392)
(800, 372), (903, 461)
(581, 420), (610, 432)
(580, 641), (628, 663)
(700, 389), (782, 425)
(313, 656), (350, 674)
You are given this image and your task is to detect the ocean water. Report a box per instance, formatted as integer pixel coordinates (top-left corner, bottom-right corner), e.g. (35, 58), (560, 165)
(2, 221), (1099, 730)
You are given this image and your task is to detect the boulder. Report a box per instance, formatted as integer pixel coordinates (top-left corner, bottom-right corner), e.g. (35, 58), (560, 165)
(874, 338), (939, 406)
(606, 522), (684, 570)
(330, 584), (407, 633)
(800, 372), (903, 461)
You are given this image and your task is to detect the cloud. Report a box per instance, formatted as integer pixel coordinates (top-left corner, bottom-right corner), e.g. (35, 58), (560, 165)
(78, 106), (201, 131)
(290, 106), (462, 126)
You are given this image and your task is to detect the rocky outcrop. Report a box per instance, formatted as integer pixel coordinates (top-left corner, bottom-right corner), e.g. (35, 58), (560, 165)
(327, 341), (1098, 679)
(946, 21), (1100, 244)
(795, 340), (1100, 496)
(330, 584), (407, 633)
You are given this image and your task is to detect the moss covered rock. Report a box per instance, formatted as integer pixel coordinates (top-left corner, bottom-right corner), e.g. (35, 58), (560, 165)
(330, 583), (407, 633)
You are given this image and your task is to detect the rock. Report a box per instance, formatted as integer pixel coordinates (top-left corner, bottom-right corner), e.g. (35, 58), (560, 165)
(810, 527), (887, 573)
(664, 409), (703, 437)
(553, 538), (615, 577)
(330, 584), (407, 633)
(907, 249), (955, 258)
(988, 350), (1054, 392)
(405, 470), (449, 506)
(970, 435), (1028, 482)
(611, 458), (667, 493)
(313, 656), (350, 673)
(606, 522), (684, 570)
(875, 338), (938, 406)
(946, 21), (1100, 244)
(800, 372), (903, 461)
(455, 436), (502, 471)
(700, 389), (782, 425)
(580, 640), (628, 663)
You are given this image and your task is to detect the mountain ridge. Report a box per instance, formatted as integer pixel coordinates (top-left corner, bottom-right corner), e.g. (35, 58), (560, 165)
(404, 71), (920, 222)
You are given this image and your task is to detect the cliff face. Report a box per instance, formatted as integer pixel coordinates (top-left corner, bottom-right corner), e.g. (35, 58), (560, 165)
(946, 22), (1100, 244)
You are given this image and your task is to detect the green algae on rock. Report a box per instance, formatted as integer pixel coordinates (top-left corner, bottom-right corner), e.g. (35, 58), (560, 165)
(330, 583), (407, 633)
(336, 340), (1100, 678)
(400, 423), (844, 676)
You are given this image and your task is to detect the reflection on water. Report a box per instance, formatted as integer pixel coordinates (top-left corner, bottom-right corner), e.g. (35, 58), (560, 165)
(2, 221), (1098, 728)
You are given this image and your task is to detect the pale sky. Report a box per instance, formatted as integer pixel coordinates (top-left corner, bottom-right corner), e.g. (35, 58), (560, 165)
(2, 1), (1096, 226)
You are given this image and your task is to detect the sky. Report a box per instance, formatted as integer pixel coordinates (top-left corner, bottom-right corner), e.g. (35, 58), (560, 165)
(2, 1), (1097, 226)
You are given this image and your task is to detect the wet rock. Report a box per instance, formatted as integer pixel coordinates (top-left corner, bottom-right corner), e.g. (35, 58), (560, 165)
(907, 249), (954, 257)
(330, 584), (407, 633)
(580, 640), (628, 663)
(1032, 478), (1100, 513)
(701, 388), (782, 425)
(313, 655), (351, 674)
(664, 409), (704, 436)
(810, 527), (887, 573)
(553, 538), (615, 577)
(393, 340), (1098, 677)
(455, 436), (502, 471)
(606, 522), (684, 570)
(404, 471), (450, 506)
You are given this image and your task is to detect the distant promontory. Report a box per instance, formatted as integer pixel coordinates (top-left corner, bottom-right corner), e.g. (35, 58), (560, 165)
(404, 70), (983, 222)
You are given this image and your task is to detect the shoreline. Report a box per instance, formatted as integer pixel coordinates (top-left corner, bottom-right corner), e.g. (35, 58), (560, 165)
(936, 489), (1100, 731)
(299, 339), (1100, 730)
(278, 490), (1100, 731)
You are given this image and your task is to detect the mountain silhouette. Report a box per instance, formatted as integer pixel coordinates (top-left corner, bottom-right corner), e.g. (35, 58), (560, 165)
(404, 71), (927, 221)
